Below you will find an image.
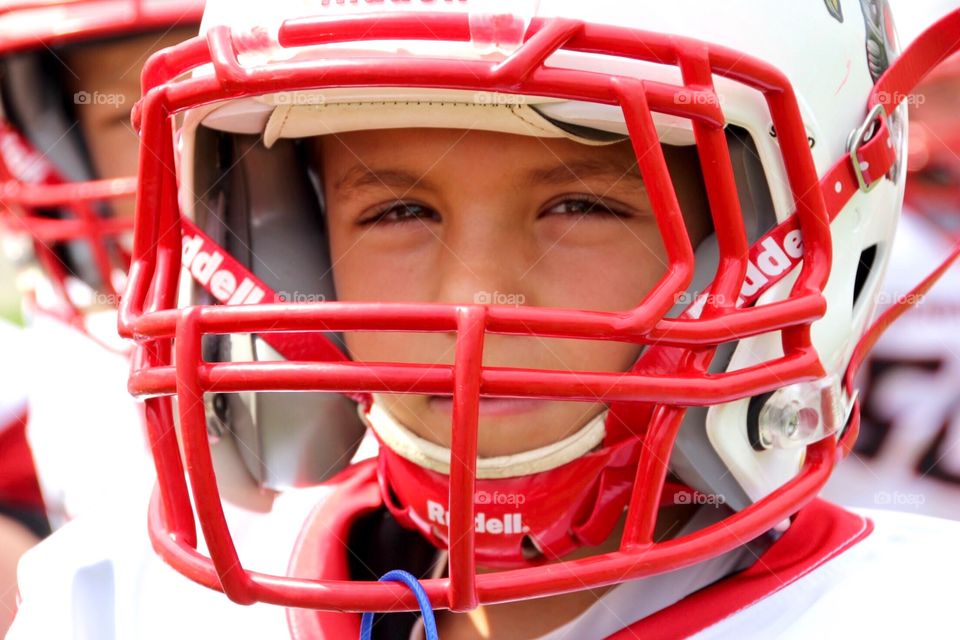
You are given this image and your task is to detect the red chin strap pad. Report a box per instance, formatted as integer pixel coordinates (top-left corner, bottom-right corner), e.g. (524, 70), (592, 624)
(375, 434), (645, 569)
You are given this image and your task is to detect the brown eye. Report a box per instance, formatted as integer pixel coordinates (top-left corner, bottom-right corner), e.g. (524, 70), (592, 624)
(542, 197), (628, 219)
(361, 202), (440, 226)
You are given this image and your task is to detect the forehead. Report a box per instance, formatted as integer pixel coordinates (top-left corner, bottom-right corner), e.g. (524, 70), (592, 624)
(318, 128), (638, 170)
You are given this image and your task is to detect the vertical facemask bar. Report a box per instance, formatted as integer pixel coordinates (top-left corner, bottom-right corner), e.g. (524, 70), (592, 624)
(175, 307), (257, 604)
(121, 93), (176, 331)
(126, 89), (204, 576)
(446, 306), (487, 611)
(679, 47), (749, 319)
(759, 77), (833, 346)
(616, 80), (690, 547)
(143, 392), (196, 547)
(611, 78), (696, 333)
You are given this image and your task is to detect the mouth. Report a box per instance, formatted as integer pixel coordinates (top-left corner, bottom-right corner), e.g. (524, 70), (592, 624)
(427, 395), (547, 417)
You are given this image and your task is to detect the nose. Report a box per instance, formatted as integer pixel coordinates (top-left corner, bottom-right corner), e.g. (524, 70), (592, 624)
(433, 212), (533, 307)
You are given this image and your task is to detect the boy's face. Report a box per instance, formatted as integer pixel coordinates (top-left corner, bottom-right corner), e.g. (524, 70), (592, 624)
(63, 28), (196, 220)
(317, 128), (710, 456)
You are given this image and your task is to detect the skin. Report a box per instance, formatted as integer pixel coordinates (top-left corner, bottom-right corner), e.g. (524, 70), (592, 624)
(315, 128), (712, 638)
(317, 128), (711, 457)
(62, 28), (197, 221)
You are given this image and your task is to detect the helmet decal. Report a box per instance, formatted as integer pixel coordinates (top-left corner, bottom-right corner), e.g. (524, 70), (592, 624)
(825, 0), (844, 23)
(861, 0), (897, 82)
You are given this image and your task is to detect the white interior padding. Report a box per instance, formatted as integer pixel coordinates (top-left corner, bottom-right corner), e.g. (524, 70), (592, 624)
(364, 401), (607, 479)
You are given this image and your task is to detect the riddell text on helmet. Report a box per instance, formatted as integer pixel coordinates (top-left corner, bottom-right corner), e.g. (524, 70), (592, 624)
(687, 227), (804, 318)
(181, 233), (266, 305)
(427, 500), (529, 535)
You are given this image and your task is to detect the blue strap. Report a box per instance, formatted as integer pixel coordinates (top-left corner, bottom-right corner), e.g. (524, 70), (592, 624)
(359, 570), (439, 640)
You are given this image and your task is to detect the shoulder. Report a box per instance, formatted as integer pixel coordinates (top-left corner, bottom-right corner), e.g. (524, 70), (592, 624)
(9, 480), (345, 639)
(8, 503), (148, 639)
(695, 507), (960, 638)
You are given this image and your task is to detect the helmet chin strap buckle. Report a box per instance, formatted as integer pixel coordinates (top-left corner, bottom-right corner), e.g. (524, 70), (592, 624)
(756, 375), (856, 450)
(847, 103), (890, 193)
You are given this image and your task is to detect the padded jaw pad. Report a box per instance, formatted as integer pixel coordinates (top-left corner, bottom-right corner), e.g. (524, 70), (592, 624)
(666, 128), (777, 510)
(195, 131), (364, 489)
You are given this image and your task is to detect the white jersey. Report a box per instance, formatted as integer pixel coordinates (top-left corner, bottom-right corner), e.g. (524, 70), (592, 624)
(20, 310), (153, 528)
(10, 481), (326, 639)
(824, 209), (960, 520)
(11, 468), (960, 639)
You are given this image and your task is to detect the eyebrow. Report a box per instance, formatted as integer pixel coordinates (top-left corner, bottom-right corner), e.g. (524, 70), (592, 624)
(332, 156), (645, 197)
(526, 158), (645, 192)
(333, 166), (433, 195)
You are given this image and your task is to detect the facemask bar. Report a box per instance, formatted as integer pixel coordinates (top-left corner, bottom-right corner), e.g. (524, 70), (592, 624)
(0, 153), (135, 315)
(0, 0), (204, 52)
(123, 11), (837, 612)
(0, 0), (205, 315)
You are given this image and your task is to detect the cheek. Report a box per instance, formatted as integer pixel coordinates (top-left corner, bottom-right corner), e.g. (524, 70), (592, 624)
(534, 220), (667, 312)
(345, 331), (640, 374)
(526, 337), (642, 374)
(344, 331), (455, 365)
(328, 219), (440, 303)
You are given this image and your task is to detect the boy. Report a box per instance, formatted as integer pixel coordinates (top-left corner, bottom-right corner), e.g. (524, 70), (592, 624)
(11, 0), (960, 637)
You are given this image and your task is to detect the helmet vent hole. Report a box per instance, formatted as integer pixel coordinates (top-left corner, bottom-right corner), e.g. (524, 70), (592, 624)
(383, 484), (405, 512)
(520, 535), (544, 561)
(853, 244), (878, 308)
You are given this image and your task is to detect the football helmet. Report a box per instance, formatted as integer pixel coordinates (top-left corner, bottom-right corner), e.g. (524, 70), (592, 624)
(0, 0), (204, 326)
(121, 0), (959, 612)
